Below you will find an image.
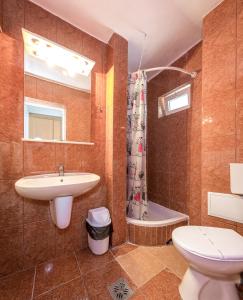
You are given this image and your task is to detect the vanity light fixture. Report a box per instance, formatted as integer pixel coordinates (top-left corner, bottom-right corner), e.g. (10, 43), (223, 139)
(22, 29), (95, 77)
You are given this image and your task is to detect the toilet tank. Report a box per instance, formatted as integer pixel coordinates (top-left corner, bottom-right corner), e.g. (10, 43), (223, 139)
(230, 163), (243, 194)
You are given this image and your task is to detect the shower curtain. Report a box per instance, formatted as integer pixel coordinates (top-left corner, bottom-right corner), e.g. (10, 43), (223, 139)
(127, 71), (148, 220)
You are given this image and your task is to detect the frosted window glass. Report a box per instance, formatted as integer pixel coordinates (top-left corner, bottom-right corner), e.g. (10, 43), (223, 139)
(168, 94), (189, 111)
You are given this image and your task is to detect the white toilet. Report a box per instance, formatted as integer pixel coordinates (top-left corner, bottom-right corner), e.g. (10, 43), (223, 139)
(172, 226), (243, 300)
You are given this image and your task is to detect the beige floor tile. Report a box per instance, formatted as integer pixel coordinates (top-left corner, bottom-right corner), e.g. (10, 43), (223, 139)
(143, 245), (188, 279)
(116, 246), (166, 287)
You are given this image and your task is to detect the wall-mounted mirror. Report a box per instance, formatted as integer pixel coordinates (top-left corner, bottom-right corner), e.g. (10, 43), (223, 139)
(22, 29), (95, 143)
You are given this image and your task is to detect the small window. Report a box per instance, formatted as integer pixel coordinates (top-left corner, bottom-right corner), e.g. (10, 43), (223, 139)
(24, 97), (66, 141)
(158, 83), (191, 118)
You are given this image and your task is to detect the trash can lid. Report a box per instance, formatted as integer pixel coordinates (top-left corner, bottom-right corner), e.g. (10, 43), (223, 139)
(86, 207), (111, 227)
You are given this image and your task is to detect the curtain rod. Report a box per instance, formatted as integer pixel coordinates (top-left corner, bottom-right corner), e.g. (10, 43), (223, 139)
(142, 66), (197, 78)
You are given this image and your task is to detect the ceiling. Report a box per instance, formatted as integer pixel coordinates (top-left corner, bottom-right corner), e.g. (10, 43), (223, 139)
(30, 0), (223, 78)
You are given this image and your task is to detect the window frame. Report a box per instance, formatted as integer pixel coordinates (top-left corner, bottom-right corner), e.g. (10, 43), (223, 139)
(158, 83), (191, 118)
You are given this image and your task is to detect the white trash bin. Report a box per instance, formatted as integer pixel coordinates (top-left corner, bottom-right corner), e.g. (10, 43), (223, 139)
(86, 207), (111, 255)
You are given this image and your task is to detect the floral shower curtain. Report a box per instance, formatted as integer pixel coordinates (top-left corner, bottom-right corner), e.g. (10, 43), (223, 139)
(127, 71), (148, 220)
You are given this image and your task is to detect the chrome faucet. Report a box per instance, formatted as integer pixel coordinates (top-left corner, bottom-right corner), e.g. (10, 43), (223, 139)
(58, 164), (64, 176)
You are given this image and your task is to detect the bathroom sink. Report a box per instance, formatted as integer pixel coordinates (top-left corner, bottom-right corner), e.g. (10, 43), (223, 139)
(15, 173), (100, 200)
(15, 173), (100, 229)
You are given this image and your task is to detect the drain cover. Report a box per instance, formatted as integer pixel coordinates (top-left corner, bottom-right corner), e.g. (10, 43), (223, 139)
(108, 278), (134, 300)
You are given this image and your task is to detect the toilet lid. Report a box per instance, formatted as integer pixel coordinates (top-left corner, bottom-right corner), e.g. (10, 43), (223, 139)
(172, 226), (243, 261)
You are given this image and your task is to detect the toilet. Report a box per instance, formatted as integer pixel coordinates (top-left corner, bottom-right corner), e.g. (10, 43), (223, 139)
(172, 226), (243, 300)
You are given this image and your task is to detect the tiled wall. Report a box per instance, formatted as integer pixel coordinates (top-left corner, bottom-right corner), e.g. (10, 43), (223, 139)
(148, 0), (243, 234)
(0, 0), (127, 276)
(147, 43), (202, 225)
(25, 75), (91, 142)
(127, 220), (188, 246)
(0, 32), (24, 277)
(201, 0), (243, 235)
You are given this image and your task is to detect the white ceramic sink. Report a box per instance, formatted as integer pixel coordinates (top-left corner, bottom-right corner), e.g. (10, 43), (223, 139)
(15, 173), (100, 229)
(15, 173), (100, 201)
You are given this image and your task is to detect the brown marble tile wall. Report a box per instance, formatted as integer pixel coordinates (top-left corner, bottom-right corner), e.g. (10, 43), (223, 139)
(25, 75), (91, 142)
(201, 0), (240, 232)
(200, 0), (243, 235)
(147, 43), (202, 225)
(0, 0), (127, 276)
(105, 34), (128, 246)
(0, 0), (3, 30)
(0, 32), (24, 276)
(127, 220), (188, 246)
(236, 0), (243, 235)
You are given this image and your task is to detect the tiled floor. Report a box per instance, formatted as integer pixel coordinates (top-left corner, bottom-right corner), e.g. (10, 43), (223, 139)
(116, 245), (187, 288)
(0, 243), (186, 300)
(1, 243), (242, 299)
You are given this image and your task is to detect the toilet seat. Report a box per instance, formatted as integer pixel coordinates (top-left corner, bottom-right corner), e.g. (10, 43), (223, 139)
(172, 226), (243, 261)
(172, 226), (243, 300)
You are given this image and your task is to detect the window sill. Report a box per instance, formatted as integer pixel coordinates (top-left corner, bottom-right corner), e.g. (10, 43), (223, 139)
(22, 138), (95, 146)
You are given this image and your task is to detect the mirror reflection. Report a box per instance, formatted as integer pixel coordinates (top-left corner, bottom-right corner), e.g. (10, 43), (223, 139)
(22, 29), (95, 143)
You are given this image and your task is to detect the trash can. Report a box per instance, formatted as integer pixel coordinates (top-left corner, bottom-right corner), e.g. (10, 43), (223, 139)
(86, 207), (111, 255)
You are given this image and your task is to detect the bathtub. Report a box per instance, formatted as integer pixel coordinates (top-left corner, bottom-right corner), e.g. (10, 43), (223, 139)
(126, 201), (189, 246)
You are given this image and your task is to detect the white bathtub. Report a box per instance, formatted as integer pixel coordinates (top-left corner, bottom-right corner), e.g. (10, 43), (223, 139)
(126, 201), (189, 227)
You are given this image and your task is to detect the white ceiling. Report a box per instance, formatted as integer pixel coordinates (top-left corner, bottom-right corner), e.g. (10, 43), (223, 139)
(30, 0), (223, 78)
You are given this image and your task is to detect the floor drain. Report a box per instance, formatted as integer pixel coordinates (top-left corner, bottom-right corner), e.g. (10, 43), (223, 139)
(108, 278), (134, 300)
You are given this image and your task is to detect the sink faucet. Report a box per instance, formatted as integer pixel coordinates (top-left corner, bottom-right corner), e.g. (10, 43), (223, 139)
(58, 164), (64, 176)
